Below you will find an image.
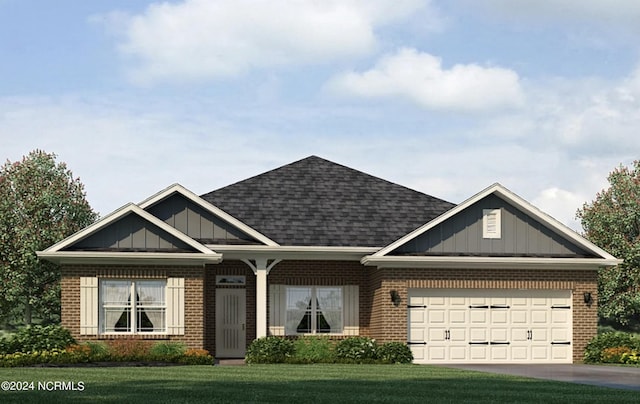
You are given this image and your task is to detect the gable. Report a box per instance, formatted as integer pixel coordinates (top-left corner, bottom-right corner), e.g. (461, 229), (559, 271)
(66, 211), (197, 252)
(389, 194), (594, 258)
(145, 193), (262, 245)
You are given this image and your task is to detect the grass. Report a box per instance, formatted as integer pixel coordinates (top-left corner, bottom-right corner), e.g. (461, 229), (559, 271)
(0, 364), (637, 404)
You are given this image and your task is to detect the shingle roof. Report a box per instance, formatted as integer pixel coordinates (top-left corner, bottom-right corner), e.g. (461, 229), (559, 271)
(200, 156), (455, 247)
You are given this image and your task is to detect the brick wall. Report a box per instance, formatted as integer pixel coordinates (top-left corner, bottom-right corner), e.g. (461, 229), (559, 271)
(61, 261), (598, 362)
(366, 267), (598, 363)
(268, 260), (370, 335)
(60, 265), (205, 349)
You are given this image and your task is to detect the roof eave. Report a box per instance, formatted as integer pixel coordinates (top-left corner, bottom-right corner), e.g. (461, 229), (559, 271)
(206, 245), (380, 261)
(37, 251), (223, 266)
(361, 255), (622, 270)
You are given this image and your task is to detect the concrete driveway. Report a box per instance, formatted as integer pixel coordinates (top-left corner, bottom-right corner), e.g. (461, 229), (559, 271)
(439, 364), (640, 391)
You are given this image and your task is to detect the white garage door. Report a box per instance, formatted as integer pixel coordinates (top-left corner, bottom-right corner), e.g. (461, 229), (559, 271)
(408, 289), (572, 364)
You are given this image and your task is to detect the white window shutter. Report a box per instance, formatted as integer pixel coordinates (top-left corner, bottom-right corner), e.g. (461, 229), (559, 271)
(166, 278), (185, 335)
(268, 284), (285, 336)
(80, 277), (98, 335)
(343, 285), (359, 335)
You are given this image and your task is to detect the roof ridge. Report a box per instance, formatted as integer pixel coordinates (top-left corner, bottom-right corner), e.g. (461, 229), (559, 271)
(203, 155), (451, 204)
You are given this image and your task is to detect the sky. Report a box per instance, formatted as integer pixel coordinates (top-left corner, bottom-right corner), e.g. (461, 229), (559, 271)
(2, 0), (640, 232)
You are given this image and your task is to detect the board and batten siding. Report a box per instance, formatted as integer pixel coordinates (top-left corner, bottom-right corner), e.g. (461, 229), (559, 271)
(146, 193), (257, 243)
(269, 285), (359, 336)
(392, 194), (593, 257)
(71, 213), (195, 251)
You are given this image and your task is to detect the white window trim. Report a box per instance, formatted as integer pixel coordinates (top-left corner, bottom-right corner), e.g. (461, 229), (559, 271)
(99, 279), (167, 336)
(483, 208), (502, 239)
(285, 286), (344, 336)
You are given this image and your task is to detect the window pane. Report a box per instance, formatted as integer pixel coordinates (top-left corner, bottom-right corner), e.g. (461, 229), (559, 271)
(100, 281), (131, 333)
(285, 287), (311, 335)
(137, 281), (165, 306)
(316, 288), (342, 334)
(136, 280), (166, 333)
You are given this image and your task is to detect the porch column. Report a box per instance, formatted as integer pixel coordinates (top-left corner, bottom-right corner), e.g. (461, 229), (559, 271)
(243, 258), (281, 339)
(255, 260), (268, 338)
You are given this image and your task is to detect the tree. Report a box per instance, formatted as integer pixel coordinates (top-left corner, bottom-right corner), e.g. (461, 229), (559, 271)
(577, 160), (640, 327)
(0, 150), (98, 326)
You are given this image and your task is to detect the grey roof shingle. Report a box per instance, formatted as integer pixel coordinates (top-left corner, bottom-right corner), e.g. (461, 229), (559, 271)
(200, 156), (455, 247)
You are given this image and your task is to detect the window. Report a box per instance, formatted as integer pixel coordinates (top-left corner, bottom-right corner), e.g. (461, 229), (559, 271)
(100, 280), (166, 334)
(285, 287), (342, 335)
(483, 209), (501, 239)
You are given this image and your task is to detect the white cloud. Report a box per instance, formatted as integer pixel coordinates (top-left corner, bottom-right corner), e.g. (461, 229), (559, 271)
(102, 0), (431, 84)
(326, 48), (523, 111)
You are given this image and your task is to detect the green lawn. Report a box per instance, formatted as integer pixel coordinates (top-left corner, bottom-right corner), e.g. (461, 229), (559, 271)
(0, 364), (637, 403)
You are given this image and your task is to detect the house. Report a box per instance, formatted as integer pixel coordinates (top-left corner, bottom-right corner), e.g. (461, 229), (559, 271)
(38, 156), (619, 364)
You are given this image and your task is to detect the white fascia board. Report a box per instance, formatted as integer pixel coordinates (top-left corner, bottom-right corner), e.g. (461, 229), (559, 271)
(373, 183), (618, 261)
(36, 251), (223, 266)
(361, 255), (622, 270)
(138, 183), (279, 247)
(206, 245), (380, 261)
(41, 203), (216, 256)
(42, 202), (138, 253)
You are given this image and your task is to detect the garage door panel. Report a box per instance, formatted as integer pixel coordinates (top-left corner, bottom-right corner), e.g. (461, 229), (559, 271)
(429, 328), (446, 342)
(469, 346), (489, 360)
(412, 346), (426, 360)
(531, 328), (548, 341)
(409, 328), (426, 342)
(531, 310), (547, 323)
(410, 309), (424, 323)
(450, 296), (466, 306)
(429, 310), (446, 324)
(532, 345), (548, 360)
(449, 346), (467, 360)
(428, 346), (446, 360)
(449, 328), (466, 341)
(408, 289), (573, 364)
(470, 327), (488, 341)
(551, 327), (570, 342)
(551, 310), (569, 324)
(470, 310), (488, 324)
(450, 310), (466, 323)
(491, 346), (509, 360)
(491, 310), (508, 324)
(511, 310), (528, 324)
(552, 345), (570, 360)
(511, 346), (528, 360)
(511, 327), (529, 342)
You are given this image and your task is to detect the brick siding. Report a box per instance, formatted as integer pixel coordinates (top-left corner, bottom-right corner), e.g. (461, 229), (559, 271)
(60, 265), (205, 350)
(366, 267), (598, 363)
(60, 261), (598, 362)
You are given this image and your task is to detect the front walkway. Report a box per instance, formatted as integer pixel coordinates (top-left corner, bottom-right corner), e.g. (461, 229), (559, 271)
(439, 364), (640, 391)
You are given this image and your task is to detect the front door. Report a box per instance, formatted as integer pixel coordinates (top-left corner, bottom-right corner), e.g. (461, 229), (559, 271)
(216, 289), (246, 358)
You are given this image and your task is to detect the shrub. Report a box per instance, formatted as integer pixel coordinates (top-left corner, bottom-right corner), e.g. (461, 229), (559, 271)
(290, 336), (334, 363)
(584, 332), (640, 363)
(334, 337), (378, 363)
(0, 325), (75, 354)
(84, 341), (111, 361)
(378, 342), (413, 364)
(601, 346), (633, 363)
(150, 342), (187, 360)
(107, 340), (150, 361)
(178, 348), (214, 365)
(246, 337), (294, 364)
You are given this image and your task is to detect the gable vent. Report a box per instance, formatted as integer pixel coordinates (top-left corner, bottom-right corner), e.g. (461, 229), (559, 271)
(483, 209), (501, 239)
